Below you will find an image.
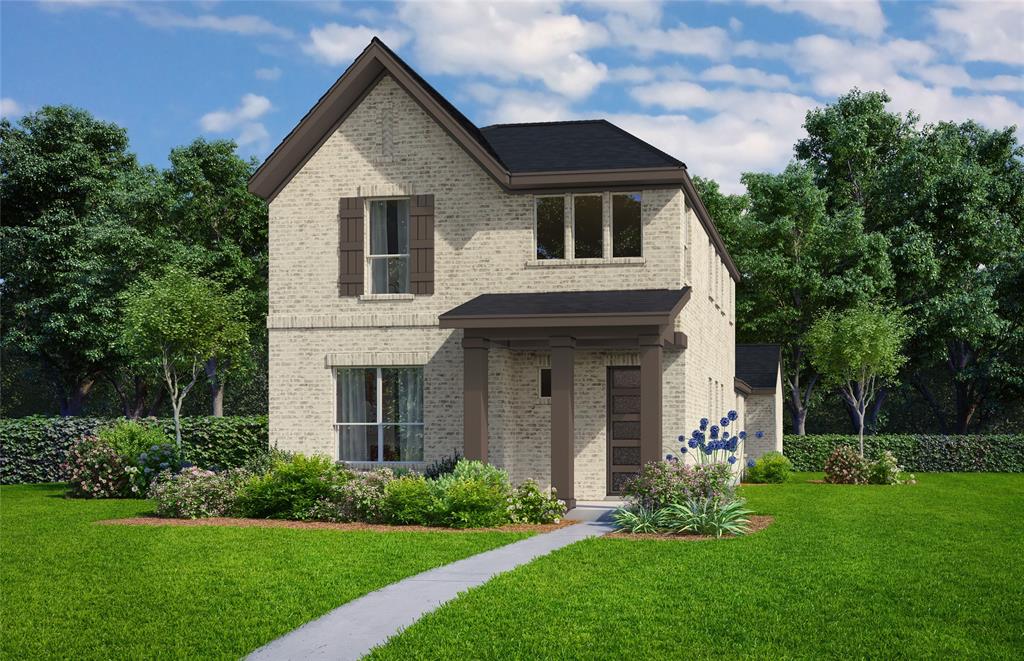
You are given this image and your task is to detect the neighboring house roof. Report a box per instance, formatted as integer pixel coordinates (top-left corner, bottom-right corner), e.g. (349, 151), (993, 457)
(247, 37), (739, 281)
(440, 288), (691, 328)
(736, 344), (781, 391)
(480, 120), (685, 173)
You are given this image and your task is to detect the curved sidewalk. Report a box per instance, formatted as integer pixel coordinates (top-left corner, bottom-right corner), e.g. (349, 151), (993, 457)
(246, 506), (616, 661)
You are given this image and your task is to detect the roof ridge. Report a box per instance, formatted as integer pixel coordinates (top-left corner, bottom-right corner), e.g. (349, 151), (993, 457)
(481, 119), (608, 129)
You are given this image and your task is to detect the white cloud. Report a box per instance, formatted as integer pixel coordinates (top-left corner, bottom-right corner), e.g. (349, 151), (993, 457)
(303, 24), (410, 66)
(700, 64), (793, 89)
(464, 84), (573, 125)
(931, 1), (1024, 66)
(200, 94), (272, 151)
(1, 98), (23, 118)
(728, 17), (743, 33)
(747, 0), (887, 39)
(396, 2), (609, 99)
(39, 1), (294, 38)
(254, 66), (283, 81)
(606, 13), (732, 59)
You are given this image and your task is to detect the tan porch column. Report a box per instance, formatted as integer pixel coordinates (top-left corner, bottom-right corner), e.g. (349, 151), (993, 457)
(550, 336), (576, 508)
(639, 335), (664, 468)
(463, 336), (489, 462)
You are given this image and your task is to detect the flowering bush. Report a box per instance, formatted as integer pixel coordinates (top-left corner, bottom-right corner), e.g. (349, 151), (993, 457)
(867, 450), (916, 485)
(64, 436), (138, 498)
(382, 475), (436, 525)
(148, 467), (252, 518)
(744, 451), (793, 484)
(672, 410), (763, 471)
(824, 445), (870, 484)
(508, 480), (565, 524)
(305, 468), (395, 523)
(623, 460), (733, 510)
(235, 454), (352, 519)
(135, 443), (189, 491)
(98, 420), (173, 460)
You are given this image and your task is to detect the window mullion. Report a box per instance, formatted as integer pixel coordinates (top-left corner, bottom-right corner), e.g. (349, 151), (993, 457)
(376, 368), (384, 463)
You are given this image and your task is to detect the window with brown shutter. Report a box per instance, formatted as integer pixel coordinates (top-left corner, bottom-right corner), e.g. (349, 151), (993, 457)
(409, 194), (434, 295)
(338, 197), (364, 296)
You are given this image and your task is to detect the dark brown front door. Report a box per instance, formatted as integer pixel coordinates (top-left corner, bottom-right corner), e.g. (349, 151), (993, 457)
(607, 367), (642, 495)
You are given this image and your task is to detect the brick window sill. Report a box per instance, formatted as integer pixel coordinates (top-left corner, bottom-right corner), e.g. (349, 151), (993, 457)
(358, 293), (415, 301)
(524, 257), (646, 269)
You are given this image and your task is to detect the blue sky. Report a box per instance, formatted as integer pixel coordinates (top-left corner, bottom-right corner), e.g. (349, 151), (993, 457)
(2, 0), (1021, 192)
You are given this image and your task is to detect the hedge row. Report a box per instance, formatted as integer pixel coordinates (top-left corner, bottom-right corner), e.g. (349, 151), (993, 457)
(784, 434), (1024, 472)
(0, 416), (269, 485)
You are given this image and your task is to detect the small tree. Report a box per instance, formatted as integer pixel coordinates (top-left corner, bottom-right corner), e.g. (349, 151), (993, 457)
(806, 304), (908, 456)
(121, 268), (248, 447)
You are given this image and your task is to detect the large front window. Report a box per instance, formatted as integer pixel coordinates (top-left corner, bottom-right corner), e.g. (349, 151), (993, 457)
(535, 196), (565, 259)
(336, 367), (424, 462)
(369, 199), (410, 293)
(573, 194), (603, 258)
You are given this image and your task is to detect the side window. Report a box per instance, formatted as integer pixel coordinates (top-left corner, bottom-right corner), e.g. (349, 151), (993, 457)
(337, 367), (424, 462)
(573, 194), (603, 259)
(611, 193), (642, 257)
(535, 196), (565, 259)
(539, 368), (552, 398)
(369, 199), (410, 293)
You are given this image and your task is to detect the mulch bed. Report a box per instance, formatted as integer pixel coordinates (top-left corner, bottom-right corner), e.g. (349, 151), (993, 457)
(97, 515), (578, 534)
(604, 514), (774, 541)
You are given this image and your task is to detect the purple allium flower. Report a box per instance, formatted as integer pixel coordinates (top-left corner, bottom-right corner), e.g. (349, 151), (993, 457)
(699, 418), (709, 431)
(692, 429), (701, 439)
(678, 434), (686, 442)
(746, 458), (756, 468)
(688, 438), (699, 449)
(739, 431), (747, 440)
(679, 447), (687, 454)
(710, 426), (719, 439)
(721, 417), (730, 427)
(728, 410), (738, 421)
(755, 431), (765, 439)
(666, 454), (674, 461)
(723, 431), (730, 440)
(728, 456), (737, 464)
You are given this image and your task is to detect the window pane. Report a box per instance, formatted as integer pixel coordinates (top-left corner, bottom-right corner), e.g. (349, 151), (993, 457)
(612, 193), (642, 257)
(382, 425), (424, 462)
(369, 199), (409, 255)
(337, 368), (376, 423)
(535, 197), (565, 260)
(370, 256), (409, 294)
(574, 195), (603, 258)
(540, 368), (551, 398)
(381, 368), (424, 423)
(339, 425), (378, 461)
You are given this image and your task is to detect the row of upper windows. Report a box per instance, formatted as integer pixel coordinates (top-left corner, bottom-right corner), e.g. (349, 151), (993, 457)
(534, 192), (643, 260)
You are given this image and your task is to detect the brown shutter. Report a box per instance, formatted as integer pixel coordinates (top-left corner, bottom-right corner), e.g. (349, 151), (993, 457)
(338, 197), (364, 296)
(409, 194), (435, 295)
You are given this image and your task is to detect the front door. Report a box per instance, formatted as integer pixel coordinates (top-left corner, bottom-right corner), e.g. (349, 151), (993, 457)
(607, 367), (642, 495)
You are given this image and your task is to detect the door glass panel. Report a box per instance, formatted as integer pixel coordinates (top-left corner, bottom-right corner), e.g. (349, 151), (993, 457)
(612, 421), (640, 439)
(612, 369), (641, 389)
(613, 395), (641, 414)
(612, 447), (642, 466)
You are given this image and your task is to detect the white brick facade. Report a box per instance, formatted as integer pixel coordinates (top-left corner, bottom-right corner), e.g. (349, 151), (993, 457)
(267, 74), (740, 499)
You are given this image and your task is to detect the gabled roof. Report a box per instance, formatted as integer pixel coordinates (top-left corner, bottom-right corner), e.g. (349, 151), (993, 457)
(247, 38), (740, 281)
(480, 120), (685, 173)
(736, 344), (781, 391)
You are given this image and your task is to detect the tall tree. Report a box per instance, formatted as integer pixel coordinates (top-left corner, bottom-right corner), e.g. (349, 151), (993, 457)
(702, 165), (893, 434)
(806, 304), (908, 455)
(162, 139), (268, 416)
(0, 106), (161, 415)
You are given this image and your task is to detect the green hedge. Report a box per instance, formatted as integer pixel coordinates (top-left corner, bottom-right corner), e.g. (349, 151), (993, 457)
(784, 434), (1024, 472)
(0, 415), (269, 485)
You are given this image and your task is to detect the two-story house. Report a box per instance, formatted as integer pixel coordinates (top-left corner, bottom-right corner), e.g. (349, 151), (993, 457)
(248, 39), (782, 507)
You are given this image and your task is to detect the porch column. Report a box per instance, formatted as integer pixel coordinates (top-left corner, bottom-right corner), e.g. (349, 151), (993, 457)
(550, 336), (576, 508)
(639, 334), (664, 468)
(463, 336), (489, 462)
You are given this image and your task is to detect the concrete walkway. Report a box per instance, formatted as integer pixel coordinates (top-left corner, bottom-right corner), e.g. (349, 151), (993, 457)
(246, 508), (617, 661)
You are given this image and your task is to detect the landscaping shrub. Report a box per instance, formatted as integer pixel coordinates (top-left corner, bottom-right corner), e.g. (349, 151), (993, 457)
(867, 450), (916, 485)
(235, 454), (351, 519)
(382, 475), (437, 525)
(784, 434), (1024, 472)
(432, 460), (513, 528)
(612, 505), (668, 534)
(661, 497), (753, 538)
(623, 460), (733, 510)
(97, 420), (173, 461)
(148, 467), (252, 518)
(135, 443), (189, 491)
(0, 415), (269, 484)
(824, 445), (870, 484)
(745, 451), (793, 483)
(64, 436), (137, 498)
(508, 480), (565, 524)
(305, 468), (394, 523)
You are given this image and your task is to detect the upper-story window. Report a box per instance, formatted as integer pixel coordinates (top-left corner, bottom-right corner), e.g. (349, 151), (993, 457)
(369, 199), (410, 293)
(612, 193), (642, 257)
(573, 194), (603, 258)
(535, 196), (565, 260)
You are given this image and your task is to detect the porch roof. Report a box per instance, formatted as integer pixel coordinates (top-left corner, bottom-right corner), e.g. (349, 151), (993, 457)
(439, 288), (691, 329)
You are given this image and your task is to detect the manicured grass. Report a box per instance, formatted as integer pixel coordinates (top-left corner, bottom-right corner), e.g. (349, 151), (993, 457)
(370, 473), (1024, 659)
(0, 484), (530, 660)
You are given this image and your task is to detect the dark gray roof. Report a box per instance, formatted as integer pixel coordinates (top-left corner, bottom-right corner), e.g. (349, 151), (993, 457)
(480, 120), (686, 173)
(736, 344), (781, 390)
(441, 288), (690, 320)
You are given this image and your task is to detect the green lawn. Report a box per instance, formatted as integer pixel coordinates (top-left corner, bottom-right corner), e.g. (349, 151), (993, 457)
(0, 484), (529, 660)
(370, 473), (1024, 660)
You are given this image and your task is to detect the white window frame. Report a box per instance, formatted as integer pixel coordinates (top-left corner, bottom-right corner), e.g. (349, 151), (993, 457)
(333, 366), (424, 465)
(610, 191), (643, 258)
(534, 194), (567, 260)
(366, 197), (412, 295)
(571, 193), (604, 260)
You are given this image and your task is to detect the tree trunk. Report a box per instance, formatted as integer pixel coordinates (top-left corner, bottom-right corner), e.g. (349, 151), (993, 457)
(58, 378), (94, 416)
(866, 387), (888, 432)
(171, 401), (182, 448)
(947, 340), (982, 434)
(911, 374), (948, 434)
(784, 358), (817, 435)
(205, 357), (224, 417)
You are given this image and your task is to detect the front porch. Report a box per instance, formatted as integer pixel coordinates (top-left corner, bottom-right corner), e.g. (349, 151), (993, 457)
(439, 289), (690, 508)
